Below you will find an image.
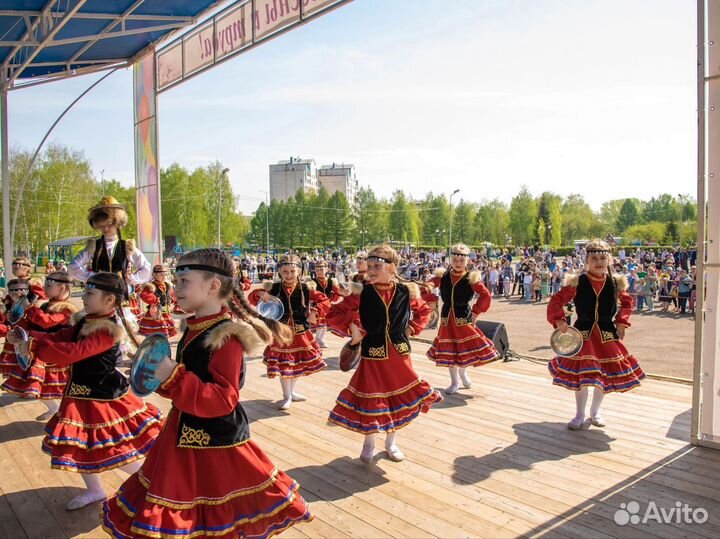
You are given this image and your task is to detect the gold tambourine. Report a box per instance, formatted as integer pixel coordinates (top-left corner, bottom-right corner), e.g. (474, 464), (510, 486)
(550, 327), (584, 357)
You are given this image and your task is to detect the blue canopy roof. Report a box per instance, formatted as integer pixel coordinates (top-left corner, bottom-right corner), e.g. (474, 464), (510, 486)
(0, 1), (223, 89)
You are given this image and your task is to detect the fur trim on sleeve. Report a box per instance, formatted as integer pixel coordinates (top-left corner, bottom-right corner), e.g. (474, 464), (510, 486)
(47, 300), (79, 314)
(348, 282), (364, 295)
(467, 270), (480, 285)
(141, 282), (156, 293)
(613, 274), (629, 291)
(261, 280), (275, 292)
(125, 239), (136, 253)
(404, 281), (420, 300)
(304, 280), (317, 292)
(204, 320), (267, 355)
(434, 268), (446, 277)
(78, 318), (125, 343)
(563, 273), (580, 287)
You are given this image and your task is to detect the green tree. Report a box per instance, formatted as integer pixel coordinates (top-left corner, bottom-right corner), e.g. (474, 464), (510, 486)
(624, 222), (667, 244)
(561, 194), (597, 244)
(508, 186), (537, 245)
(451, 199), (476, 245)
(418, 193), (450, 245)
(643, 194), (680, 223)
(388, 190), (417, 244)
(537, 218), (546, 246)
(474, 199), (509, 246)
(616, 198), (640, 232)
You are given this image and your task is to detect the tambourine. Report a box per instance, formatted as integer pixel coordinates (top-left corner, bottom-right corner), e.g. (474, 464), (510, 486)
(550, 326), (584, 357)
(339, 340), (361, 372)
(13, 326), (31, 370)
(130, 334), (172, 397)
(257, 296), (284, 321)
(8, 298), (26, 325)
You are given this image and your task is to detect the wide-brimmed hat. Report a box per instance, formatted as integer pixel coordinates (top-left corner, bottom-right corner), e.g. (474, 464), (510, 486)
(89, 195), (126, 212)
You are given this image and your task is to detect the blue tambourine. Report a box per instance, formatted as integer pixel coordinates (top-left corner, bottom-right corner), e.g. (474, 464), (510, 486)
(8, 298), (26, 325)
(130, 334), (172, 397)
(257, 296), (284, 321)
(13, 326), (31, 370)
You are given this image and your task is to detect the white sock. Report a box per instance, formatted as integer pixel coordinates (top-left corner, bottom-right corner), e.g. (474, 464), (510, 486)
(589, 388), (605, 418)
(385, 431), (398, 450)
(315, 327), (326, 345)
(120, 460), (142, 475)
(361, 434), (375, 460)
(280, 378), (292, 400)
(574, 387), (589, 420)
(459, 367), (472, 388)
(42, 400), (60, 414)
(447, 367), (460, 392)
(67, 474), (106, 510)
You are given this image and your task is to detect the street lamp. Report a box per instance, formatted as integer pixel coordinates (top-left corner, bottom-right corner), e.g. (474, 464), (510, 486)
(361, 229), (368, 250)
(217, 168), (229, 248)
(448, 189), (460, 255)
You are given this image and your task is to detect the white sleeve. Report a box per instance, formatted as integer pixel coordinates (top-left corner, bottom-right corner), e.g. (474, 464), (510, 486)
(128, 248), (152, 285)
(68, 249), (93, 283)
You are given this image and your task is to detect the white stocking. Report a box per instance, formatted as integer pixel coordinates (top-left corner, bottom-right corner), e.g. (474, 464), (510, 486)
(120, 460), (142, 475)
(589, 388), (605, 418)
(574, 387), (589, 420)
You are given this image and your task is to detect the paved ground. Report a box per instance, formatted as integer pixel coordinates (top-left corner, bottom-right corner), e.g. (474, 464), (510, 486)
(416, 295), (695, 380)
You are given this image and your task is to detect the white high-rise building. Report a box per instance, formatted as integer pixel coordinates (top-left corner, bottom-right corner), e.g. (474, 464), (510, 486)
(269, 157), (319, 202)
(317, 163), (357, 204)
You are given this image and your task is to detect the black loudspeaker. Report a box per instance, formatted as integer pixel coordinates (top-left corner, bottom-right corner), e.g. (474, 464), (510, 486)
(475, 320), (509, 360)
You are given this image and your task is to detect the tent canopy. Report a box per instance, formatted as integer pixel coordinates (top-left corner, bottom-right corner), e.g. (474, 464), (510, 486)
(0, 0), (222, 90)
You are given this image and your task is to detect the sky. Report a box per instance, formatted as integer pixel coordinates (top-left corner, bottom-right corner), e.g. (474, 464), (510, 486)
(8, 0), (696, 215)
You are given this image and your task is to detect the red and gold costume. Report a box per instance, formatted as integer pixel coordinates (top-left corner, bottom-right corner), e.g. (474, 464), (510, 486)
(0, 279), (46, 375)
(309, 276), (341, 330)
(138, 281), (177, 337)
(426, 269), (500, 368)
(26, 312), (162, 472)
(547, 272), (645, 393)
(1, 299), (78, 398)
(102, 309), (312, 539)
(248, 281), (330, 379)
(326, 282), (442, 433)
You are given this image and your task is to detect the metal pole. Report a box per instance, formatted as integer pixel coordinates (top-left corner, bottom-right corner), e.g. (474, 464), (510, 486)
(691, 0), (707, 445)
(1, 87), (10, 274)
(217, 167), (229, 248)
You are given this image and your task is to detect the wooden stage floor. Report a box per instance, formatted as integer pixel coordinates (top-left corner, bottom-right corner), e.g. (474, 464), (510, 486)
(1, 335), (718, 539)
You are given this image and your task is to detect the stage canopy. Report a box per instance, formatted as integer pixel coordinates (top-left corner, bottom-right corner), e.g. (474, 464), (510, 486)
(0, 0), (222, 90)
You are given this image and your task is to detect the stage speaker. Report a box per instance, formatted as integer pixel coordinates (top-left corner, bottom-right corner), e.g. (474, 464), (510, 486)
(475, 320), (509, 360)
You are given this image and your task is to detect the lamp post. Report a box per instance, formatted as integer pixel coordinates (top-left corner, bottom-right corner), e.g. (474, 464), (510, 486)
(259, 190), (270, 253)
(217, 168), (229, 248)
(361, 229), (368, 250)
(448, 189), (460, 255)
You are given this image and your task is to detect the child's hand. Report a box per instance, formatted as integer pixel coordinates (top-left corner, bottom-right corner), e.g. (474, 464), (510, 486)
(154, 356), (176, 384)
(258, 291), (271, 302)
(307, 310), (317, 325)
(617, 325), (626, 340)
(349, 322), (362, 345)
(555, 319), (569, 333)
(5, 330), (19, 344)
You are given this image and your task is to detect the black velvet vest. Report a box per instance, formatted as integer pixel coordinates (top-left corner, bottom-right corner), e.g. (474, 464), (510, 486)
(147, 281), (173, 312)
(65, 317), (127, 400)
(270, 282), (311, 333)
(313, 277), (334, 297)
(175, 318), (250, 448)
(573, 274), (619, 342)
(439, 271), (474, 325)
(92, 237), (128, 277)
(351, 272), (366, 283)
(359, 283), (412, 359)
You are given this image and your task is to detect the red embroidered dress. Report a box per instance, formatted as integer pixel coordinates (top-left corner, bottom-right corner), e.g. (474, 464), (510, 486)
(547, 273), (645, 393)
(102, 310), (313, 539)
(327, 282), (442, 433)
(138, 281), (177, 337)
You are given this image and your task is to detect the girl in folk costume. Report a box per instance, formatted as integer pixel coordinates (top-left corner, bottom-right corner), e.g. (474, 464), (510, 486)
(8, 272), (163, 510)
(68, 196), (152, 287)
(0, 277), (47, 377)
(326, 246), (441, 463)
(547, 239), (645, 430)
(102, 249), (313, 539)
(138, 265), (177, 337)
(351, 253), (368, 283)
(309, 259), (341, 348)
(426, 244), (501, 394)
(248, 255), (331, 410)
(1, 272), (79, 420)
(232, 256), (254, 292)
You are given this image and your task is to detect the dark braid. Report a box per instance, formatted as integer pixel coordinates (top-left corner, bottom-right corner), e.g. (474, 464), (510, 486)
(179, 248), (294, 345)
